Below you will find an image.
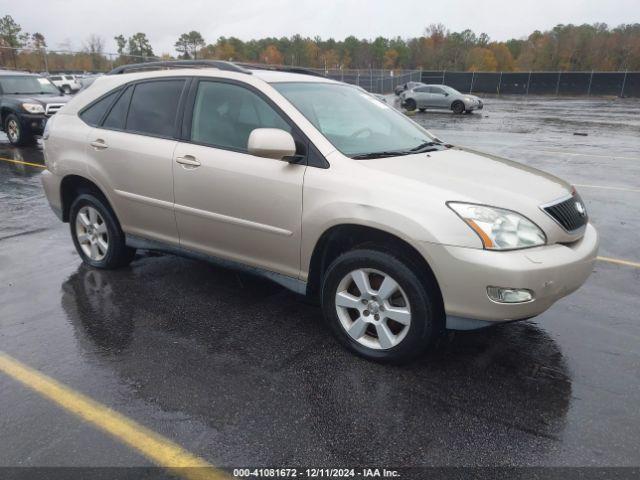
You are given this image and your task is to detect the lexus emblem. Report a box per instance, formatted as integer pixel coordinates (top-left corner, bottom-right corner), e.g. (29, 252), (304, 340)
(575, 201), (586, 216)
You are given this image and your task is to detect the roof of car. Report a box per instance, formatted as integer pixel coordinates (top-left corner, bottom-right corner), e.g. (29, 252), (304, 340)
(250, 69), (337, 84)
(0, 70), (40, 77)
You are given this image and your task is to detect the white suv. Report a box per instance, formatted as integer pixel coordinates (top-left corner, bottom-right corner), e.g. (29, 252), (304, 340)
(41, 61), (598, 363)
(48, 74), (81, 94)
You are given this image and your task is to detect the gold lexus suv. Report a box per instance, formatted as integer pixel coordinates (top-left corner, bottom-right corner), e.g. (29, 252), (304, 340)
(41, 61), (598, 363)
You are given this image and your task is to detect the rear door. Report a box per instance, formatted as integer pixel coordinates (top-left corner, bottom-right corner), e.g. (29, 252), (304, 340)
(84, 78), (187, 246)
(172, 79), (307, 278)
(412, 86), (430, 108)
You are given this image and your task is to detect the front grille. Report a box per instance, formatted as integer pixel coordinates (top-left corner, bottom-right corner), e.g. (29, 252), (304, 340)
(45, 103), (65, 116)
(543, 193), (588, 232)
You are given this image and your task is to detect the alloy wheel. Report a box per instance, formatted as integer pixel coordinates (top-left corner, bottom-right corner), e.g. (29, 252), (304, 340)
(335, 268), (411, 350)
(75, 206), (109, 261)
(7, 119), (19, 143)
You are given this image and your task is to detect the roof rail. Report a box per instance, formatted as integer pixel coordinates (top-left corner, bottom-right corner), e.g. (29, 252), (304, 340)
(106, 60), (252, 75)
(237, 63), (325, 78)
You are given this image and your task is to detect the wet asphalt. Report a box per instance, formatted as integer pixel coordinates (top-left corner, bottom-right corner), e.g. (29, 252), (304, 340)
(0, 96), (639, 471)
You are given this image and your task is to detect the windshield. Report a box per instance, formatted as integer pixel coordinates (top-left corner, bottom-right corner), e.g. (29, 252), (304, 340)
(0, 76), (60, 95)
(273, 82), (442, 158)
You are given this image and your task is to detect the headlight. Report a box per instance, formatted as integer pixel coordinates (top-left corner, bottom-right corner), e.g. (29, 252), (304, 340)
(448, 202), (546, 250)
(22, 103), (45, 114)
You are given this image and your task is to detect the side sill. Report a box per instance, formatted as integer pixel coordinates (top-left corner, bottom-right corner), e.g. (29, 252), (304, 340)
(125, 234), (308, 296)
(445, 315), (532, 331)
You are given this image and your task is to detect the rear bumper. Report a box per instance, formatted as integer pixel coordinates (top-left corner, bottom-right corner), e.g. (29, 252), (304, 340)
(41, 169), (64, 220)
(419, 223), (599, 329)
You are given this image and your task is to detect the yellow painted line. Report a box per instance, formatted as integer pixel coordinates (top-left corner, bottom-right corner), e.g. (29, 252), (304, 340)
(574, 184), (640, 193)
(0, 156), (45, 168)
(0, 351), (229, 480)
(597, 256), (640, 269)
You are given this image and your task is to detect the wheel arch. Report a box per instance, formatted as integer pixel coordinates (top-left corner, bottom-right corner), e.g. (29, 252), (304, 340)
(60, 174), (113, 222)
(306, 223), (444, 315)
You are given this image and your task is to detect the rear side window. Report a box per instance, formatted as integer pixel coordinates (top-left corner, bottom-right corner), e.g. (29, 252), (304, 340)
(103, 86), (133, 130)
(79, 90), (120, 126)
(50, 76), (61, 81)
(414, 87), (428, 93)
(126, 80), (185, 138)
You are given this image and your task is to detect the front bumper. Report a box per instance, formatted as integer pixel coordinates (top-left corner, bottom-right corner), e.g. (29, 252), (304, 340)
(419, 223), (599, 329)
(19, 113), (48, 135)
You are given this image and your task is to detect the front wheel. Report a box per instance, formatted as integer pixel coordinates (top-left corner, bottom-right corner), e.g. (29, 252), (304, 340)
(4, 114), (33, 146)
(452, 101), (465, 114)
(69, 193), (136, 269)
(321, 249), (442, 363)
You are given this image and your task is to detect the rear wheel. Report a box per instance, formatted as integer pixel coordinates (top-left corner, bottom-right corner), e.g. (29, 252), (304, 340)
(69, 193), (136, 269)
(4, 114), (33, 146)
(419, 108), (426, 112)
(62, 85), (72, 94)
(321, 249), (442, 363)
(452, 101), (465, 114)
(404, 98), (417, 112)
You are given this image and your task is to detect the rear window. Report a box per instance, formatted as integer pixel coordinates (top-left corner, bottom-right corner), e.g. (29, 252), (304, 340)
(79, 90), (120, 126)
(125, 80), (185, 138)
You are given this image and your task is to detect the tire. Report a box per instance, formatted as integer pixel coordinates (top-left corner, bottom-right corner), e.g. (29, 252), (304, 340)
(419, 108), (426, 112)
(452, 101), (465, 114)
(321, 249), (443, 364)
(62, 85), (72, 94)
(4, 113), (33, 146)
(404, 98), (417, 112)
(69, 193), (136, 269)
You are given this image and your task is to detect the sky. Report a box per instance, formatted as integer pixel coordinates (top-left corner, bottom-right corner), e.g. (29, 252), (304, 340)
(3, 0), (638, 55)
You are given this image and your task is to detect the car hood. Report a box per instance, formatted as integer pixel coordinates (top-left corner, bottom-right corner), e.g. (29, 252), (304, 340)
(3, 93), (69, 104)
(361, 147), (571, 209)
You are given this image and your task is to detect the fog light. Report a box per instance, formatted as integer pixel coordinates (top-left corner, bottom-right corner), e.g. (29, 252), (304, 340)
(487, 286), (534, 303)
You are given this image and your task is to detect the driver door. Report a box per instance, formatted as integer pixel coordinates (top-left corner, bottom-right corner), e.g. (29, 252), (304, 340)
(430, 86), (450, 108)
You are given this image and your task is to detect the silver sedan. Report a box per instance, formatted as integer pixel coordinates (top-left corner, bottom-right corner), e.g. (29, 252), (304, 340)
(400, 84), (483, 114)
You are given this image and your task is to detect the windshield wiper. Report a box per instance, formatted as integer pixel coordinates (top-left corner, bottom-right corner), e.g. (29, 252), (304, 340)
(409, 141), (443, 153)
(351, 150), (414, 160)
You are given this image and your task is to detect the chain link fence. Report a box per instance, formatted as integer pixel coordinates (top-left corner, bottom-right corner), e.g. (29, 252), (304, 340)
(1, 46), (638, 97)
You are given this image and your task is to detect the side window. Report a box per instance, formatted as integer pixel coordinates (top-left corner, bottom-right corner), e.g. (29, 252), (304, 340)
(79, 90), (120, 126)
(50, 76), (61, 81)
(431, 87), (444, 95)
(126, 80), (185, 138)
(414, 87), (428, 93)
(103, 86), (133, 130)
(190, 81), (291, 151)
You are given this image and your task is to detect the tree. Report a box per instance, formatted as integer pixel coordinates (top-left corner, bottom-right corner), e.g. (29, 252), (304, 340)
(260, 44), (284, 64)
(84, 34), (105, 71)
(0, 15), (25, 68)
(175, 31), (205, 59)
(466, 47), (498, 71)
(114, 34), (126, 55)
(127, 32), (154, 60)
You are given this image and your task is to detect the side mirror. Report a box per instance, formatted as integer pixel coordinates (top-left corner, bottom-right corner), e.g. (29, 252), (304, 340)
(444, 92), (449, 96)
(248, 128), (296, 161)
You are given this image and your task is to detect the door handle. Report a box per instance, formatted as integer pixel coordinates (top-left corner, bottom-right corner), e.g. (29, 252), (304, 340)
(90, 139), (108, 150)
(175, 155), (201, 167)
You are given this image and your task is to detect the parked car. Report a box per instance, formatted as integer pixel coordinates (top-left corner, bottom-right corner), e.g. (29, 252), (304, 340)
(41, 61), (598, 363)
(48, 74), (82, 93)
(0, 71), (70, 145)
(401, 84), (483, 114)
(78, 73), (103, 91)
(394, 81), (425, 96)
